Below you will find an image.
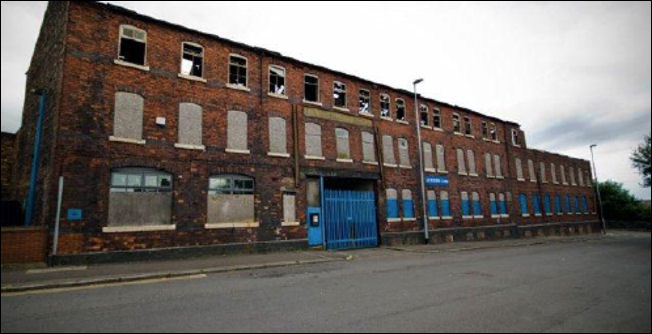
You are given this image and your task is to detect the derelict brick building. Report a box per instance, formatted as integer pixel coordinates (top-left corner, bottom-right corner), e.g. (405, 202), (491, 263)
(9, 2), (600, 262)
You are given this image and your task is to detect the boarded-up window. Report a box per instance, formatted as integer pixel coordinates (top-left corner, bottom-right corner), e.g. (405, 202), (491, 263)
(335, 128), (350, 159)
(577, 168), (584, 186)
(402, 189), (414, 218)
(467, 150), (476, 175)
(227, 110), (248, 151)
(485, 153), (494, 177)
(569, 167), (576, 185)
(268, 117), (287, 154)
(560, 165), (567, 184)
(436, 144), (446, 172)
(382, 135), (396, 165)
(178, 102), (202, 146)
(109, 168), (172, 227)
(551, 163), (557, 183)
(515, 158), (524, 180)
(113, 92), (144, 140)
(207, 174), (255, 224)
(461, 191), (470, 217)
(306, 178), (320, 207)
(457, 148), (467, 174)
(361, 131), (376, 163)
(427, 190), (438, 217)
(423, 142), (434, 170)
(528, 159), (536, 182)
(540, 162), (547, 183)
(386, 188), (398, 218)
(471, 192), (482, 216)
(305, 123), (322, 157)
(283, 193), (296, 223)
(494, 154), (502, 178)
(440, 191), (451, 217)
(398, 138), (410, 166)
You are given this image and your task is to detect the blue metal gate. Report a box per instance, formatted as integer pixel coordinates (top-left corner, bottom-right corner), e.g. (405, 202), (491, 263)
(323, 189), (378, 250)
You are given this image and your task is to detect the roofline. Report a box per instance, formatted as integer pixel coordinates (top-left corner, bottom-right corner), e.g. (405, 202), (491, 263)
(90, 1), (519, 127)
(528, 148), (591, 164)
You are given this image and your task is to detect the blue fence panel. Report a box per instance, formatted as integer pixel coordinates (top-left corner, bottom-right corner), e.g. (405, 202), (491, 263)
(324, 189), (378, 250)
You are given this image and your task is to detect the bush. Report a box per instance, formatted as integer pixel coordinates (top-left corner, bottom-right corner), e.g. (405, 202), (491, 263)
(599, 180), (651, 230)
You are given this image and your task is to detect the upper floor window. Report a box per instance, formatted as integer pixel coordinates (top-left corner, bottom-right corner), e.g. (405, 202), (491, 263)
(118, 25), (147, 66)
(305, 123), (323, 158)
(464, 116), (472, 136)
(511, 129), (520, 146)
(398, 138), (410, 167)
(380, 94), (391, 118)
(269, 65), (286, 96)
(453, 113), (461, 133)
(433, 108), (441, 129)
(420, 105), (429, 126)
(482, 121), (488, 139)
(333, 81), (347, 109)
(227, 110), (249, 153)
(335, 128), (350, 160)
(396, 99), (406, 121)
(361, 131), (376, 163)
(228, 54), (248, 87)
(113, 92), (144, 141)
(490, 123), (498, 141)
(359, 89), (371, 114)
(304, 74), (319, 103)
(180, 42), (203, 78)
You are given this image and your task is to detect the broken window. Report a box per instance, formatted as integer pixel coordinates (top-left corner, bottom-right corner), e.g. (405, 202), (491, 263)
(333, 81), (347, 108)
(380, 94), (390, 118)
(490, 123), (498, 141)
(304, 74), (319, 102)
(228, 54), (248, 87)
(433, 108), (441, 129)
(108, 168), (172, 228)
(110, 168), (172, 193)
(396, 99), (406, 121)
(482, 121), (488, 139)
(208, 175), (254, 195)
(420, 104), (429, 126)
(118, 25), (147, 66)
(453, 114), (461, 133)
(359, 89), (371, 114)
(464, 116), (472, 136)
(269, 65), (286, 95)
(511, 129), (520, 146)
(180, 42), (203, 77)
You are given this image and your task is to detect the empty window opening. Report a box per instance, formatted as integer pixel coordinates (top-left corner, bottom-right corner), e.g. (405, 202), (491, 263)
(229, 55), (248, 87)
(420, 104), (429, 126)
(433, 108), (441, 128)
(453, 114), (461, 133)
(269, 65), (286, 95)
(118, 25), (146, 66)
(304, 75), (319, 102)
(464, 116), (472, 135)
(396, 99), (406, 121)
(380, 94), (390, 118)
(490, 123), (498, 141)
(180, 43), (203, 77)
(333, 81), (347, 108)
(359, 89), (371, 114)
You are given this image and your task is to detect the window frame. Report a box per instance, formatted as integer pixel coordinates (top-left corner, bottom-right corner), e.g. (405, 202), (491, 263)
(228, 53), (249, 89)
(268, 65), (287, 97)
(358, 89), (371, 115)
(110, 167), (172, 193)
(303, 74), (320, 104)
(395, 98), (407, 122)
(179, 41), (204, 79)
(208, 174), (255, 195)
(333, 81), (348, 110)
(117, 24), (148, 68)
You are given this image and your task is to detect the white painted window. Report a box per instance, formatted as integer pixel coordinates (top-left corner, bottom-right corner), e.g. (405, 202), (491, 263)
(269, 65), (286, 95)
(180, 42), (203, 78)
(118, 25), (147, 66)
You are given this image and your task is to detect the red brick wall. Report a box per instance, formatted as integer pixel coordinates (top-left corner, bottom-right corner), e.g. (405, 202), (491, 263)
(18, 2), (599, 254)
(1, 227), (47, 263)
(1, 132), (17, 200)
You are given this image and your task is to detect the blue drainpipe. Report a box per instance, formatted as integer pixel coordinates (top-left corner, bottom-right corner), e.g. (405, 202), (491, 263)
(24, 92), (46, 226)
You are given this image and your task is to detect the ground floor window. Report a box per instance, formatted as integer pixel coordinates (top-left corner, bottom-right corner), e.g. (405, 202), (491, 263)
(108, 168), (173, 227)
(207, 174), (255, 224)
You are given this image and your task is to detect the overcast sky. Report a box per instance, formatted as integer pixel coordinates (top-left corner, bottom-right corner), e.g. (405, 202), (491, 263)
(2, 1), (650, 199)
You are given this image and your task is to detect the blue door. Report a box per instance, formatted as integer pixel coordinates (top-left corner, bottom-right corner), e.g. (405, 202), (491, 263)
(307, 206), (323, 246)
(323, 189), (378, 250)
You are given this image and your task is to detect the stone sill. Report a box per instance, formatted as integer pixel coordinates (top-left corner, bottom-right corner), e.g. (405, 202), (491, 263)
(402, 218), (416, 222)
(225, 148), (250, 154)
(303, 100), (322, 107)
(454, 132), (464, 136)
(109, 136), (146, 145)
(428, 216), (440, 220)
(383, 163), (398, 168)
(396, 120), (409, 125)
(387, 218), (401, 223)
(333, 106), (350, 112)
(535, 213), (542, 217)
(469, 173), (479, 177)
(336, 158), (354, 163)
(458, 172), (468, 176)
(363, 161), (378, 166)
(399, 165), (412, 169)
(437, 169), (448, 174)
(462, 216), (474, 220)
(205, 222), (259, 229)
(114, 59), (150, 72)
(226, 84), (251, 92)
(424, 168), (437, 173)
(517, 178), (525, 182)
(495, 176), (505, 179)
(267, 92), (288, 100)
(421, 125), (432, 130)
(473, 215), (484, 219)
(487, 175), (495, 179)
(281, 221), (300, 227)
(380, 116), (393, 122)
(441, 216), (453, 220)
(267, 152), (290, 158)
(465, 134), (475, 139)
(433, 127), (443, 132)
(522, 214), (530, 217)
(177, 73), (207, 83)
(103, 224), (176, 233)
(359, 112), (374, 118)
(305, 155), (326, 160)
(174, 143), (205, 151)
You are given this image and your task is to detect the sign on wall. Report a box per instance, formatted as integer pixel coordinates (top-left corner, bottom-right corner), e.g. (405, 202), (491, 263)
(67, 208), (82, 221)
(425, 175), (449, 187)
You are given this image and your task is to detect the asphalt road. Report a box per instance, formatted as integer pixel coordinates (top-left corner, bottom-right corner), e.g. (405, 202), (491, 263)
(2, 232), (650, 333)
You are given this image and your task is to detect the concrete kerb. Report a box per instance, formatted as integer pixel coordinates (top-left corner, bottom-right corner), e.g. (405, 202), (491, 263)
(1, 257), (347, 294)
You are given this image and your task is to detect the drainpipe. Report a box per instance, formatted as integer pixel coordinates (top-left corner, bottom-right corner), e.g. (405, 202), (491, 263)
(24, 90), (46, 226)
(412, 79), (428, 244)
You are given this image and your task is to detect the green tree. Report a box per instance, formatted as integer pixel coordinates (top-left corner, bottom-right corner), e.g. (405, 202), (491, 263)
(631, 134), (651, 187)
(599, 180), (650, 225)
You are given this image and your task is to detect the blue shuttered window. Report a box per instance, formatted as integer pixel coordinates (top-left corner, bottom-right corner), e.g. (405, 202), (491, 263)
(402, 189), (414, 218)
(441, 191), (451, 217)
(555, 195), (562, 214)
(582, 196), (588, 213)
(574, 196), (580, 214)
(490, 193), (498, 216)
(472, 192), (482, 217)
(386, 189), (398, 219)
(532, 194), (541, 215)
(543, 194), (551, 214)
(427, 191), (438, 217)
(519, 193), (528, 215)
(499, 194), (507, 216)
(461, 192), (470, 217)
(565, 194), (571, 214)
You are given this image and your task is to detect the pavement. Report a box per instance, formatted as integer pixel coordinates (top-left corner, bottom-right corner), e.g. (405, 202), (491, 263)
(0, 230), (620, 293)
(1, 230), (650, 332)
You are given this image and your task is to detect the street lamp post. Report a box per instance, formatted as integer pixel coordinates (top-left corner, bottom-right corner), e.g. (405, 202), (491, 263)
(590, 144), (606, 234)
(413, 78), (429, 244)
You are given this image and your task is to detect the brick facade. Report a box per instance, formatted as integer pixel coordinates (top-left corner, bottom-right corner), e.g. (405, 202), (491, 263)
(10, 1), (600, 260)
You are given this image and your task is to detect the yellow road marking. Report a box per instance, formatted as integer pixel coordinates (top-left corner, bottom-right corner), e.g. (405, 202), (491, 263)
(1, 274), (207, 297)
